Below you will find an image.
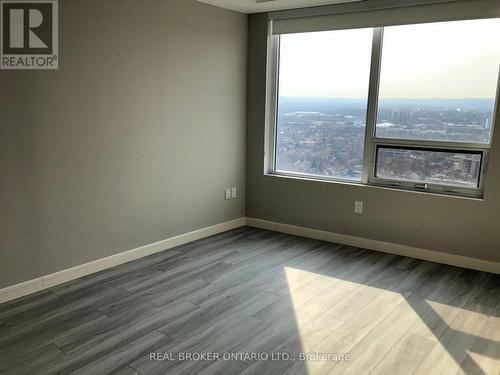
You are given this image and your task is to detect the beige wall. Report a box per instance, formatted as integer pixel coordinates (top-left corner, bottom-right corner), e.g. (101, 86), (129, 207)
(0, 0), (247, 288)
(246, 13), (500, 263)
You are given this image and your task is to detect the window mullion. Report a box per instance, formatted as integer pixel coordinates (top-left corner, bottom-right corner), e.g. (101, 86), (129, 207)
(362, 27), (384, 184)
(265, 26), (280, 174)
(372, 138), (490, 151)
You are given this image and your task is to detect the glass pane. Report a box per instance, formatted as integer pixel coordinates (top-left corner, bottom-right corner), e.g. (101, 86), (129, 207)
(376, 19), (500, 143)
(375, 147), (482, 188)
(275, 28), (373, 181)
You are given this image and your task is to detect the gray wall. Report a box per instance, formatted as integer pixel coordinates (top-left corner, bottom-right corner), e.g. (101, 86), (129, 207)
(0, 0), (247, 288)
(246, 13), (500, 263)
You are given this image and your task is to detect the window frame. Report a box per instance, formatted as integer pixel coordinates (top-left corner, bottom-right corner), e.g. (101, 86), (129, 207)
(372, 144), (486, 194)
(265, 21), (500, 199)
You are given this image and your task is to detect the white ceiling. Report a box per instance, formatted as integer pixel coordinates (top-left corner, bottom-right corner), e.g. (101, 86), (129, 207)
(197, 0), (363, 14)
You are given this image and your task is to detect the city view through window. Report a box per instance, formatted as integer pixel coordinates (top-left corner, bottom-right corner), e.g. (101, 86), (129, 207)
(275, 19), (500, 187)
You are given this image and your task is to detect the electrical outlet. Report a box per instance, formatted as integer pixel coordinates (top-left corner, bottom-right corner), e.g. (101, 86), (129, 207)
(225, 188), (231, 200)
(354, 201), (363, 214)
(231, 187), (237, 199)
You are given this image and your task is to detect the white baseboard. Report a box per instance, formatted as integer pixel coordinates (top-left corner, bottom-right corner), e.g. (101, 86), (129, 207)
(0, 217), (246, 304)
(246, 217), (500, 275)
(3, 215), (498, 304)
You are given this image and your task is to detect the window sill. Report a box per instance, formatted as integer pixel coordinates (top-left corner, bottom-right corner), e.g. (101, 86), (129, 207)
(264, 171), (485, 201)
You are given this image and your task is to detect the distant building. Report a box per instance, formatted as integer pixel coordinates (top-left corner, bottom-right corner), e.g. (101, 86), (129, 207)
(485, 117), (491, 130)
(462, 158), (480, 179)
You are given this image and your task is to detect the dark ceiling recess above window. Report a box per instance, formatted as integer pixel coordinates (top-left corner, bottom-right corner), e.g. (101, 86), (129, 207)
(269, 0), (500, 34)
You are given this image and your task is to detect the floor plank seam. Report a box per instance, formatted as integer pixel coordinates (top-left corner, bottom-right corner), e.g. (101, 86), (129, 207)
(128, 363), (145, 375)
(409, 341), (439, 375)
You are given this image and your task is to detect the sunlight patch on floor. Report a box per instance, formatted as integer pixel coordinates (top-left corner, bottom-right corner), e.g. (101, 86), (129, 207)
(282, 267), (500, 375)
(283, 267), (400, 374)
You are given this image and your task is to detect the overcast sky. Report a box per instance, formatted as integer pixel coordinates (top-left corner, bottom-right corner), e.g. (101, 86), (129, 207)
(278, 18), (500, 99)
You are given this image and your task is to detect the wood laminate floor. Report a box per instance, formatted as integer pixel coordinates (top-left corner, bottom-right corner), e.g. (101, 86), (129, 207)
(1, 227), (499, 375)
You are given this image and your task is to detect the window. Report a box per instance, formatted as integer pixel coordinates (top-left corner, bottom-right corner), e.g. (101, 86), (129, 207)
(268, 18), (500, 197)
(275, 29), (373, 181)
(376, 20), (499, 144)
(375, 147), (482, 188)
